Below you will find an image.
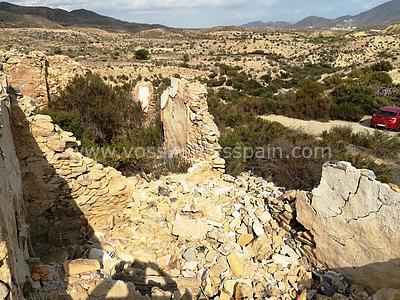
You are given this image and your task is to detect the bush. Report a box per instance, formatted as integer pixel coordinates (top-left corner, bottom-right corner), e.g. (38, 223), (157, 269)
(39, 107), (84, 140)
(263, 79), (332, 120)
(322, 127), (400, 160)
(330, 83), (389, 121)
(182, 53), (190, 63)
(50, 73), (144, 145)
(371, 61), (393, 72)
(220, 118), (325, 190)
(135, 48), (150, 60)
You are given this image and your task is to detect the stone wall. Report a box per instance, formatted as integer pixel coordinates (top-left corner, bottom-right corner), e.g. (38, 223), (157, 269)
(132, 80), (157, 127)
(0, 89), (30, 299)
(161, 78), (224, 171)
(296, 161), (400, 293)
(1, 51), (84, 108)
(10, 96), (136, 258)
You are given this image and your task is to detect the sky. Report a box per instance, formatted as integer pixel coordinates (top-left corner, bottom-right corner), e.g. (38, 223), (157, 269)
(6, 0), (391, 27)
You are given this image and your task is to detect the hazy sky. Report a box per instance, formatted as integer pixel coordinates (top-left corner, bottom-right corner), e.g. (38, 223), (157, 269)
(7, 0), (391, 27)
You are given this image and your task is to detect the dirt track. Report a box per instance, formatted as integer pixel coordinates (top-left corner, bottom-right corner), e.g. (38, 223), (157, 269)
(261, 114), (399, 137)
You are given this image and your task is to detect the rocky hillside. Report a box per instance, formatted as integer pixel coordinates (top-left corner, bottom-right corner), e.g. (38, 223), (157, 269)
(384, 22), (400, 33)
(0, 1), (164, 31)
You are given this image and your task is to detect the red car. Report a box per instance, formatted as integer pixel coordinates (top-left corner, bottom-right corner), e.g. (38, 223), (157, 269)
(370, 107), (400, 131)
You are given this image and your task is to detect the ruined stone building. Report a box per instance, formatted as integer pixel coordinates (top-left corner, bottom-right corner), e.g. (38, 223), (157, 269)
(0, 51), (399, 300)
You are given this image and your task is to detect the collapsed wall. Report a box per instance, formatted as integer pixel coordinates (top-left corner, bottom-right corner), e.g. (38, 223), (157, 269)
(0, 84), (30, 299)
(161, 78), (225, 171)
(132, 80), (157, 127)
(11, 96), (136, 259)
(296, 161), (400, 293)
(1, 51), (84, 108)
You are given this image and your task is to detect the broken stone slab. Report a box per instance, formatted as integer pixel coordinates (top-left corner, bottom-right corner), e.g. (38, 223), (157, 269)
(169, 77), (180, 97)
(295, 191), (316, 230)
(31, 121), (54, 137)
(0, 281), (9, 299)
(371, 288), (400, 300)
(116, 247), (157, 264)
(63, 259), (101, 275)
(237, 234), (254, 247)
(88, 248), (112, 265)
(171, 214), (210, 240)
(160, 89), (170, 110)
(272, 254), (297, 268)
(182, 248), (197, 262)
(252, 220), (265, 237)
(227, 253), (246, 277)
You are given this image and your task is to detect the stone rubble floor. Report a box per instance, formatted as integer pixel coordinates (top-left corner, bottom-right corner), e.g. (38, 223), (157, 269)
(28, 164), (369, 300)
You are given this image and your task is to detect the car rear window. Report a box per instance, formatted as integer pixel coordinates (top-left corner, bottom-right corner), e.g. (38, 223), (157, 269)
(376, 110), (397, 117)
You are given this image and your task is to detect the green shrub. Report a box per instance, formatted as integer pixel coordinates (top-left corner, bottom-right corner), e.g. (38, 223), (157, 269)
(263, 79), (332, 120)
(135, 48), (150, 60)
(50, 73), (144, 145)
(330, 83), (389, 121)
(39, 107), (84, 140)
(53, 48), (63, 55)
(371, 61), (394, 72)
(322, 127), (400, 161)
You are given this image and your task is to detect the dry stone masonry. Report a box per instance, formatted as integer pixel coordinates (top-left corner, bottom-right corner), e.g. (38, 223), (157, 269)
(0, 50), (84, 108)
(11, 101), (136, 257)
(161, 78), (225, 171)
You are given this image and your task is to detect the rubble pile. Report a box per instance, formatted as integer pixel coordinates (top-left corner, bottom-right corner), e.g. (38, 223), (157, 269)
(23, 164), (369, 299)
(18, 161), (368, 299)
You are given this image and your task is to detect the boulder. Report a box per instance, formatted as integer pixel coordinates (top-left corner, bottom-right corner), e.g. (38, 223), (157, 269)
(296, 162), (400, 292)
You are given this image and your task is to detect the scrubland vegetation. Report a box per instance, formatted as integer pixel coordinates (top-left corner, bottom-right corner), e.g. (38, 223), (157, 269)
(206, 61), (398, 122)
(42, 57), (400, 190)
(41, 73), (189, 176)
(25, 25), (400, 190)
(207, 60), (400, 189)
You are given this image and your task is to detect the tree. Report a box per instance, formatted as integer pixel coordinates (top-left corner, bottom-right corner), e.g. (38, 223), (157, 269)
(135, 48), (150, 60)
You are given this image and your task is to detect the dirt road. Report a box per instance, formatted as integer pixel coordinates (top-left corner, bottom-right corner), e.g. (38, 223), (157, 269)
(261, 114), (399, 136)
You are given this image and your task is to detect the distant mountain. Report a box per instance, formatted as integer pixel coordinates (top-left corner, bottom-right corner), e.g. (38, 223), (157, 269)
(294, 16), (334, 28)
(242, 0), (400, 29)
(241, 21), (292, 28)
(295, 0), (400, 28)
(0, 2), (165, 31)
